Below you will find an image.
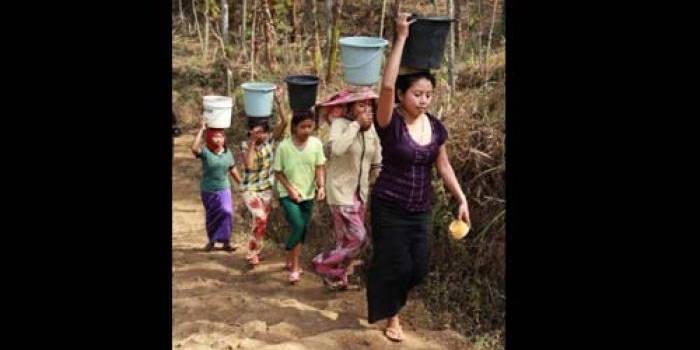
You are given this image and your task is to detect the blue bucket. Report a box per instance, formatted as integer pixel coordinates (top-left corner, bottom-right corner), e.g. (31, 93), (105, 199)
(339, 36), (388, 86)
(241, 82), (276, 117)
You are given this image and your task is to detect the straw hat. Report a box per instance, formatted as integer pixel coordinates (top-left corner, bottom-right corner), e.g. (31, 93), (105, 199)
(315, 86), (378, 124)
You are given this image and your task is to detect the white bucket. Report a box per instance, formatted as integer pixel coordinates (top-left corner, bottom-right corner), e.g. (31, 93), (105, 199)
(203, 95), (233, 128)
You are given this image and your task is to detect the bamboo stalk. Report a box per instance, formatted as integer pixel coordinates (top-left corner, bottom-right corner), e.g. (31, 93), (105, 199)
(262, 0), (277, 71)
(379, 0), (387, 37)
(250, 0), (257, 80)
(221, 0), (229, 47)
(485, 0), (499, 65)
(448, 0), (456, 98)
(325, 0), (343, 83)
(204, 0), (210, 59)
(313, 0), (323, 77)
(193, 0), (203, 50)
(242, 0), (247, 42)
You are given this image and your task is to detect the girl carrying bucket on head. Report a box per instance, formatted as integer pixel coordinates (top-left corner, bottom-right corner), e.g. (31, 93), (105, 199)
(191, 119), (242, 252)
(311, 86), (382, 291)
(239, 87), (289, 266)
(366, 13), (471, 342)
(272, 109), (326, 284)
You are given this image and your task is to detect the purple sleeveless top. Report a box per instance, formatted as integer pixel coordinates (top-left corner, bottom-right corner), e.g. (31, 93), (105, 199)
(372, 109), (448, 212)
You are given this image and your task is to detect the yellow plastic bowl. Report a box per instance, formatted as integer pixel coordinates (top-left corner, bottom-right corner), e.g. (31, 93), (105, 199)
(449, 219), (470, 240)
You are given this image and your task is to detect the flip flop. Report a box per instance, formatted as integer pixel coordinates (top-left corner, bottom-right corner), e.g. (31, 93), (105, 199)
(247, 254), (260, 266)
(288, 270), (301, 284)
(322, 276), (343, 291)
(384, 327), (404, 342)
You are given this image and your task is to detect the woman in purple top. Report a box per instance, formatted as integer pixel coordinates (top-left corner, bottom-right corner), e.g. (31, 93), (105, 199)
(366, 13), (472, 342)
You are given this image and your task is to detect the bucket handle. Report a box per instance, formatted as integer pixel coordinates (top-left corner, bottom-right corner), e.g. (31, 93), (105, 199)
(342, 48), (384, 69)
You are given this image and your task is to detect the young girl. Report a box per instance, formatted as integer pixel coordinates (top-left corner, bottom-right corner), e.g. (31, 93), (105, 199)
(272, 110), (326, 284)
(191, 119), (242, 252)
(366, 13), (471, 342)
(311, 86), (382, 290)
(240, 88), (288, 266)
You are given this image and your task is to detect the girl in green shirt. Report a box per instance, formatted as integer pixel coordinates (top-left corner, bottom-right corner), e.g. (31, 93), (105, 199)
(273, 111), (326, 284)
(191, 119), (241, 251)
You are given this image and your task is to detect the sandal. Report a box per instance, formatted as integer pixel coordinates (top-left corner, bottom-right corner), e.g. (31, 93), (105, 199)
(203, 242), (214, 252)
(338, 276), (349, 291)
(284, 263), (302, 273)
(383, 326), (404, 342)
(322, 275), (348, 291)
(247, 254), (260, 266)
(322, 276), (340, 291)
(288, 270), (301, 284)
(222, 244), (236, 252)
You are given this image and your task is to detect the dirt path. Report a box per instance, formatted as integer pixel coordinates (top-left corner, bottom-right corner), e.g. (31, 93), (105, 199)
(172, 132), (471, 349)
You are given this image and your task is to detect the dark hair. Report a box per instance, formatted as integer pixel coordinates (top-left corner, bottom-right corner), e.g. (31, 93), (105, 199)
(395, 71), (436, 103)
(291, 110), (316, 131)
(247, 118), (270, 132)
(349, 99), (378, 120)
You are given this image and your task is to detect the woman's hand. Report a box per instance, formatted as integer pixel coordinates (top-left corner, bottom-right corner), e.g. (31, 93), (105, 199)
(200, 118), (208, 130)
(274, 85), (285, 101)
(248, 128), (261, 146)
(458, 200), (471, 225)
(395, 12), (416, 39)
(316, 187), (326, 202)
(288, 187), (302, 203)
(357, 111), (373, 131)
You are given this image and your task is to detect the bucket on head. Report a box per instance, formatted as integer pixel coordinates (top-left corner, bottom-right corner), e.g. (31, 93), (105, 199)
(241, 82), (276, 117)
(203, 95), (233, 128)
(339, 36), (388, 86)
(401, 16), (455, 70)
(285, 75), (319, 113)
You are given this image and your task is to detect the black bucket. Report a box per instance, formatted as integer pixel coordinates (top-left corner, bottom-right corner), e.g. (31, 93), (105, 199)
(401, 16), (455, 70)
(285, 75), (319, 113)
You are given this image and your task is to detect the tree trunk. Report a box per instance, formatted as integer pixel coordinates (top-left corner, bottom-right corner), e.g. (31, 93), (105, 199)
(312, 0), (323, 77)
(287, 0), (299, 43)
(193, 0), (203, 48)
(325, 0), (333, 57)
(211, 24), (228, 59)
(464, 0), (470, 58)
(242, 0), (247, 44)
(283, 28), (291, 67)
(204, 0), (210, 59)
(178, 0), (185, 25)
(448, 0), (456, 97)
(454, 0), (462, 51)
(250, 0), (257, 80)
(226, 66), (234, 97)
(485, 0), (499, 62)
(221, 0), (229, 47)
(477, 0), (483, 64)
(262, 0), (277, 71)
(325, 0), (343, 83)
(379, 0), (387, 37)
